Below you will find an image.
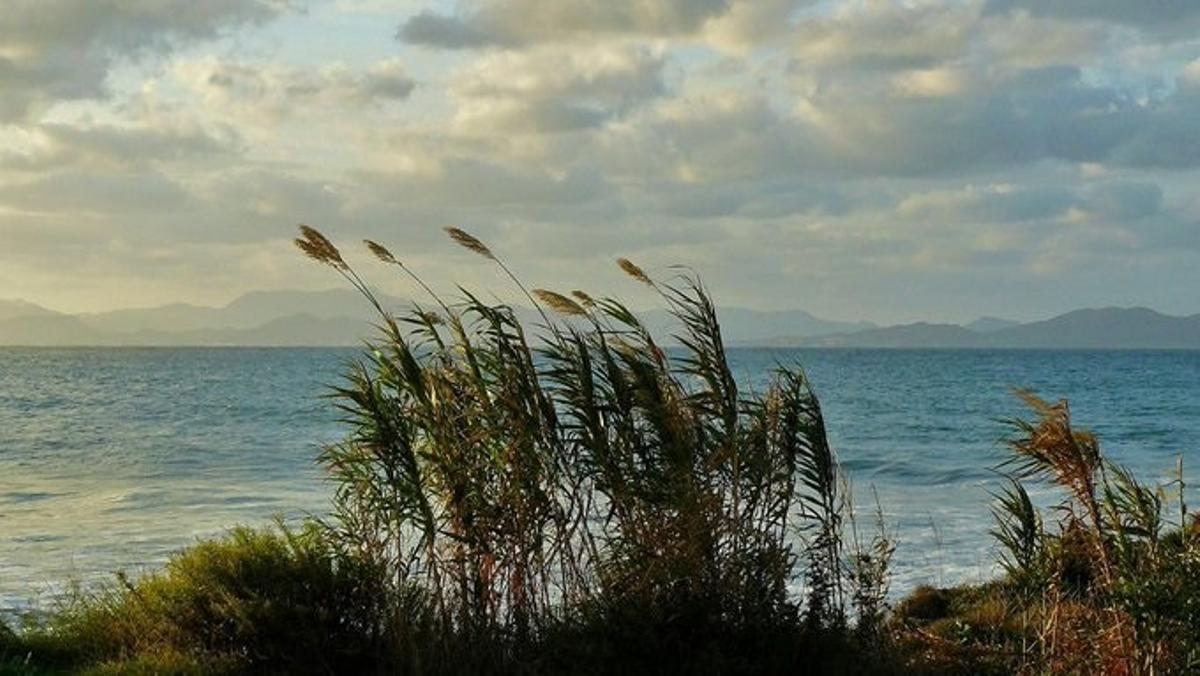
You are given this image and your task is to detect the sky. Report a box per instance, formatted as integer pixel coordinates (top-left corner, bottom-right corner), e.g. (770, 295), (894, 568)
(1, 0), (1199, 324)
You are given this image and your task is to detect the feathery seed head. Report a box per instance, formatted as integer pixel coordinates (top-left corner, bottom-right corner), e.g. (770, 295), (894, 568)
(445, 227), (494, 260)
(364, 240), (397, 265)
(295, 225), (345, 268)
(571, 290), (597, 307)
(534, 289), (587, 317)
(617, 258), (652, 285)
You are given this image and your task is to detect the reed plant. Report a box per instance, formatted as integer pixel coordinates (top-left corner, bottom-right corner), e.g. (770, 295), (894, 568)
(897, 392), (1200, 674)
(294, 225), (893, 671)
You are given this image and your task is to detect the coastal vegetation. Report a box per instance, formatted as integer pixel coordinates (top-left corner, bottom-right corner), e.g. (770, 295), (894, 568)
(3, 227), (1198, 674)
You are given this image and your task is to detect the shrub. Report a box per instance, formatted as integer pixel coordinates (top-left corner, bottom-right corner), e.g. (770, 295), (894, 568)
(8, 523), (388, 675)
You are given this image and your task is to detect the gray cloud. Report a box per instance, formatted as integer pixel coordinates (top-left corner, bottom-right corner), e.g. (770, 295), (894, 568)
(0, 169), (191, 214)
(790, 1), (973, 71)
(178, 57), (416, 123)
(0, 0), (292, 121)
(398, 0), (730, 48)
(983, 0), (1200, 38)
(0, 123), (239, 173)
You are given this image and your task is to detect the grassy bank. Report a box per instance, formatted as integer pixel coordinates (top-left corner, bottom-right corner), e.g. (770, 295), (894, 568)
(5, 227), (1197, 674)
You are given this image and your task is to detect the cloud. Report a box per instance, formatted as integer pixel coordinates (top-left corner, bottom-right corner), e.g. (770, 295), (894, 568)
(449, 44), (666, 133)
(0, 169), (190, 214)
(173, 57), (415, 123)
(896, 185), (1077, 224)
(4, 0), (1200, 320)
(983, 0), (1200, 39)
(608, 59), (1200, 184)
(701, 0), (808, 53)
(789, 1), (974, 71)
(0, 122), (238, 172)
(0, 0), (293, 121)
(398, 0), (731, 48)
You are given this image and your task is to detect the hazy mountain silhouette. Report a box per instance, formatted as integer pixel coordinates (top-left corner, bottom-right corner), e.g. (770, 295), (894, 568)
(0, 293), (1196, 348)
(790, 323), (980, 348)
(797, 308), (1200, 349)
(965, 316), (1021, 333)
(0, 299), (58, 321)
(983, 308), (1200, 349)
(78, 289), (409, 333)
(0, 314), (107, 345)
(0, 290), (868, 347)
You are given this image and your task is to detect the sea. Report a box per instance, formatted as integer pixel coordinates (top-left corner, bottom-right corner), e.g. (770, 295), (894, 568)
(2, 347), (1199, 614)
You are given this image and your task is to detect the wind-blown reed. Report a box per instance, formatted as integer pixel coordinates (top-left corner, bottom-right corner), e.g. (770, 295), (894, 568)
(296, 225), (892, 665)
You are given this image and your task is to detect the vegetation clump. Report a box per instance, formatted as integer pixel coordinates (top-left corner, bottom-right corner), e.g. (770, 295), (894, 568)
(2, 524), (381, 675)
(297, 225), (895, 672)
(893, 394), (1200, 674)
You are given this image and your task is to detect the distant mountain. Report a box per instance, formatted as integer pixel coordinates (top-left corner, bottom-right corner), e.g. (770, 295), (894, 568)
(797, 323), (980, 348)
(124, 314), (377, 347)
(0, 299), (58, 322)
(1, 294), (1196, 349)
(790, 308), (1200, 349)
(0, 314), (106, 345)
(0, 290), (863, 347)
(965, 316), (1021, 333)
(642, 308), (873, 346)
(983, 308), (1200, 349)
(78, 289), (408, 333)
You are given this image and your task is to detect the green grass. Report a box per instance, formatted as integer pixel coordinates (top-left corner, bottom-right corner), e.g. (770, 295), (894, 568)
(2, 524), (385, 675)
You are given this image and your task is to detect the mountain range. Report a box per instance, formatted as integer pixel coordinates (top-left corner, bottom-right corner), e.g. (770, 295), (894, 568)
(0, 292), (1197, 349)
(784, 308), (1200, 349)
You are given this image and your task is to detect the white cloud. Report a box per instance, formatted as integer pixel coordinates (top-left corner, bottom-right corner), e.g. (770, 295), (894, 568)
(449, 43), (666, 133)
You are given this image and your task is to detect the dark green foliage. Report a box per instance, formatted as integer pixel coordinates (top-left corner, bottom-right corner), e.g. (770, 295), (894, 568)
(990, 477), (1047, 595)
(3, 524), (389, 675)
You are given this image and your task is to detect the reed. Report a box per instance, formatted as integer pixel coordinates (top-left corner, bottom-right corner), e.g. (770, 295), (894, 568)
(897, 392), (1200, 674)
(297, 224), (889, 669)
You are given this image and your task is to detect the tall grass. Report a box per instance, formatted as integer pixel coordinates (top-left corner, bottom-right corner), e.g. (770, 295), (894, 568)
(294, 225), (893, 670)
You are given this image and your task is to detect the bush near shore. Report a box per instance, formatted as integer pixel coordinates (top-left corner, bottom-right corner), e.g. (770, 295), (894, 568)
(5, 227), (1198, 674)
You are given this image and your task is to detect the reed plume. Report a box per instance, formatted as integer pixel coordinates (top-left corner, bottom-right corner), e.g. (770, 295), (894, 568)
(570, 290), (597, 308)
(296, 224), (346, 269)
(364, 239), (397, 265)
(444, 227), (495, 260)
(616, 257), (652, 286)
(533, 289), (587, 317)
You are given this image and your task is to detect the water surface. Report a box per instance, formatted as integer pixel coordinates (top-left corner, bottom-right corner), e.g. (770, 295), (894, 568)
(3, 347), (1198, 612)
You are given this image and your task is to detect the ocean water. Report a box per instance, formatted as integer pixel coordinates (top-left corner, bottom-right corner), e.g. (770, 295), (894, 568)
(2, 347), (1199, 613)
